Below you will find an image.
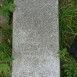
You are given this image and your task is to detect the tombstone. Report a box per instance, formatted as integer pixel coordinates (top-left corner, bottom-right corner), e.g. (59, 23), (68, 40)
(12, 0), (60, 77)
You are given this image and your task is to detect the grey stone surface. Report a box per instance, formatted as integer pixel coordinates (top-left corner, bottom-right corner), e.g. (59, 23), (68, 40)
(12, 0), (60, 77)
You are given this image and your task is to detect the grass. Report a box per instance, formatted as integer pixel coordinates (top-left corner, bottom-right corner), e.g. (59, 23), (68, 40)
(0, 0), (14, 77)
(59, 0), (77, 77)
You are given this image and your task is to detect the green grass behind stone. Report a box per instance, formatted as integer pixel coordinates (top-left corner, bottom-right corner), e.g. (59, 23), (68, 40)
(0, 0), (14, 76)
(59, 0), (77, 77)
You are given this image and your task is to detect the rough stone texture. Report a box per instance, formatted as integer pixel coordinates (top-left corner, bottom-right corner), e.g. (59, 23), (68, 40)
(12, 0), (60, 77)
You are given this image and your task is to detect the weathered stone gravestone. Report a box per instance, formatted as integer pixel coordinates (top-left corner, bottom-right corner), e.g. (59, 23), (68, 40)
(12, 0), (60, 77)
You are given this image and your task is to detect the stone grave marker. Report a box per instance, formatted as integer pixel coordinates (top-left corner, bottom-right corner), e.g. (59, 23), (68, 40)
(12, 0), (60, 77)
